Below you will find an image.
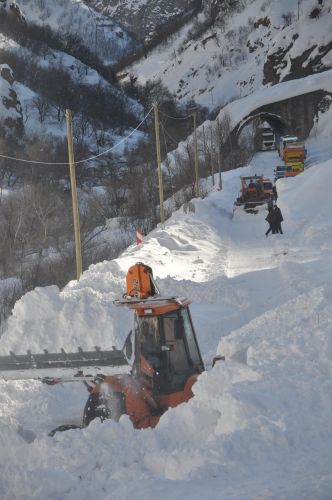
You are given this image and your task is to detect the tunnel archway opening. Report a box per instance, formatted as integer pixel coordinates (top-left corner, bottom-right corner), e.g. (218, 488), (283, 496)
(236, 112), (291, 137)
(232, 112), (292, 151)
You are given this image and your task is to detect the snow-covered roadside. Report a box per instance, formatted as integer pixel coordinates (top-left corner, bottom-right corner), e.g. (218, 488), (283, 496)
(0, 128), (332, 498)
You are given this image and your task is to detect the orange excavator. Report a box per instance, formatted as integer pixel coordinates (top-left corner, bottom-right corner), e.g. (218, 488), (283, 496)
(0, 263), (205, 432)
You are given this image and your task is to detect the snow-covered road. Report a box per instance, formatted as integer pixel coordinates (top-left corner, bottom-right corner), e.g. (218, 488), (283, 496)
(1, 138), (332, 499)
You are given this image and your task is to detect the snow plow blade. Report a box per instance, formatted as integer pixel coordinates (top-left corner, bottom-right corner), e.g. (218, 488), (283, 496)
(0, 347), (130, 382)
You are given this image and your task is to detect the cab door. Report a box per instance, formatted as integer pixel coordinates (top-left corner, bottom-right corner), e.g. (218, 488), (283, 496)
(157, 308), (204, 395)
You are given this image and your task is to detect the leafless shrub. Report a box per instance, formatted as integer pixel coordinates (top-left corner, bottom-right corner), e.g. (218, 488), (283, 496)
(282, 12), (295, 26)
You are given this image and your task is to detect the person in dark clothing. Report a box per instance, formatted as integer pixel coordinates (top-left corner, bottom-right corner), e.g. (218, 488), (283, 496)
(272, 185), (278, 200)
(265, 206), (276, 236)
(267, 194), (274, 210)
(274, 205), (283, 234)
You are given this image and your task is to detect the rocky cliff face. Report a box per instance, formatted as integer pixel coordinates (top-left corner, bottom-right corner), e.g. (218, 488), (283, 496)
(87, 0), (201, 41)
(0, 64), (23, 135)
(263, 2), (332, 85)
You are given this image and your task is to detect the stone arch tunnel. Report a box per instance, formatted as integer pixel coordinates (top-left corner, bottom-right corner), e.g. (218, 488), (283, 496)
(235, 111), (291, 138)
(229, 89), (331, 149)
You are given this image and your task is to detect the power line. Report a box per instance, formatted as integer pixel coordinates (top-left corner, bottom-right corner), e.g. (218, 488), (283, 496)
(160, 121), (179, 146)
(158, 109), (192, 121)
(0, 107), (153, 166)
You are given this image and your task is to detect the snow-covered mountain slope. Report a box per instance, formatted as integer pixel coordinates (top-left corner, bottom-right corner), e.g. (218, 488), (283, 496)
(263, 1), (332, 84)
(122, 0), (332, 110)
(0, 122), (332, 497)
(0, 32), (142, 148)
(8, 50), (141, 142)
(88, 0), (199, 42)
(0, 0), (145, 149)
(10, 0), (136, 64)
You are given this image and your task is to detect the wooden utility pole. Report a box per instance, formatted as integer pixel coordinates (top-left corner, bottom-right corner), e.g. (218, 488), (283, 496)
(65, 109), (82, 281)
(202, 124), (209, 177)
(193, 110), (199, 197)
(153, 101), (165, 228)
(210, 125), (215, 186)
(217, 118), (222, 190)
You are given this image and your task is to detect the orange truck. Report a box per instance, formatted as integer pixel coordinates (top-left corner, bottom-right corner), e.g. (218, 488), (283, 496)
(278, 135), (298, 158)
(283, 142), (306, 171)
(284, 166), (301, 178)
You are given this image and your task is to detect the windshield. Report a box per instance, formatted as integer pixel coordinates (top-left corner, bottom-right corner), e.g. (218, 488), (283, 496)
(244, 178), (261, 188)
(283, 137), (298, 145)
(137, 309), (204, 393)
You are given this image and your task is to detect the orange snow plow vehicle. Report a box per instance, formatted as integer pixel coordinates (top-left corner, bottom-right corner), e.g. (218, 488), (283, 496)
(235, 175), (267, 213)
(0, 263), (205, 432)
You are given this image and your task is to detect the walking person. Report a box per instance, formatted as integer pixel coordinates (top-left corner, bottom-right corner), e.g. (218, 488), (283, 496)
(272, 185), (278, 201)
(267, 194), (274, 210)
(265, 205), (276, 236)
(274, 205), (283, 234)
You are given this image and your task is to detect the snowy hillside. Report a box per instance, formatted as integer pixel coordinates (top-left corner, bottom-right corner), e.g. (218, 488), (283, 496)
(0, 119), (332, 497)
(89, 0), (199, 42)
(10, 0), (136, 64)
(0, 0), (143, 145)
(122, 0), (332, 110)
(2, 33), (141, 141)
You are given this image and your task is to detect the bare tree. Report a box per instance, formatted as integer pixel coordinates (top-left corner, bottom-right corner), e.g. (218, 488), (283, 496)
(32, 95), (50, 123)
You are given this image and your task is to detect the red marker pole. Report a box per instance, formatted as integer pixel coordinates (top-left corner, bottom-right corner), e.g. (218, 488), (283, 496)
(136, 230), (143, 245)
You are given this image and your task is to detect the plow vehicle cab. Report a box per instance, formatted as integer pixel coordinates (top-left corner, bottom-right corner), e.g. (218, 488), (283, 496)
(89, 293), (204, 429)
(0, 263), (205, 431)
